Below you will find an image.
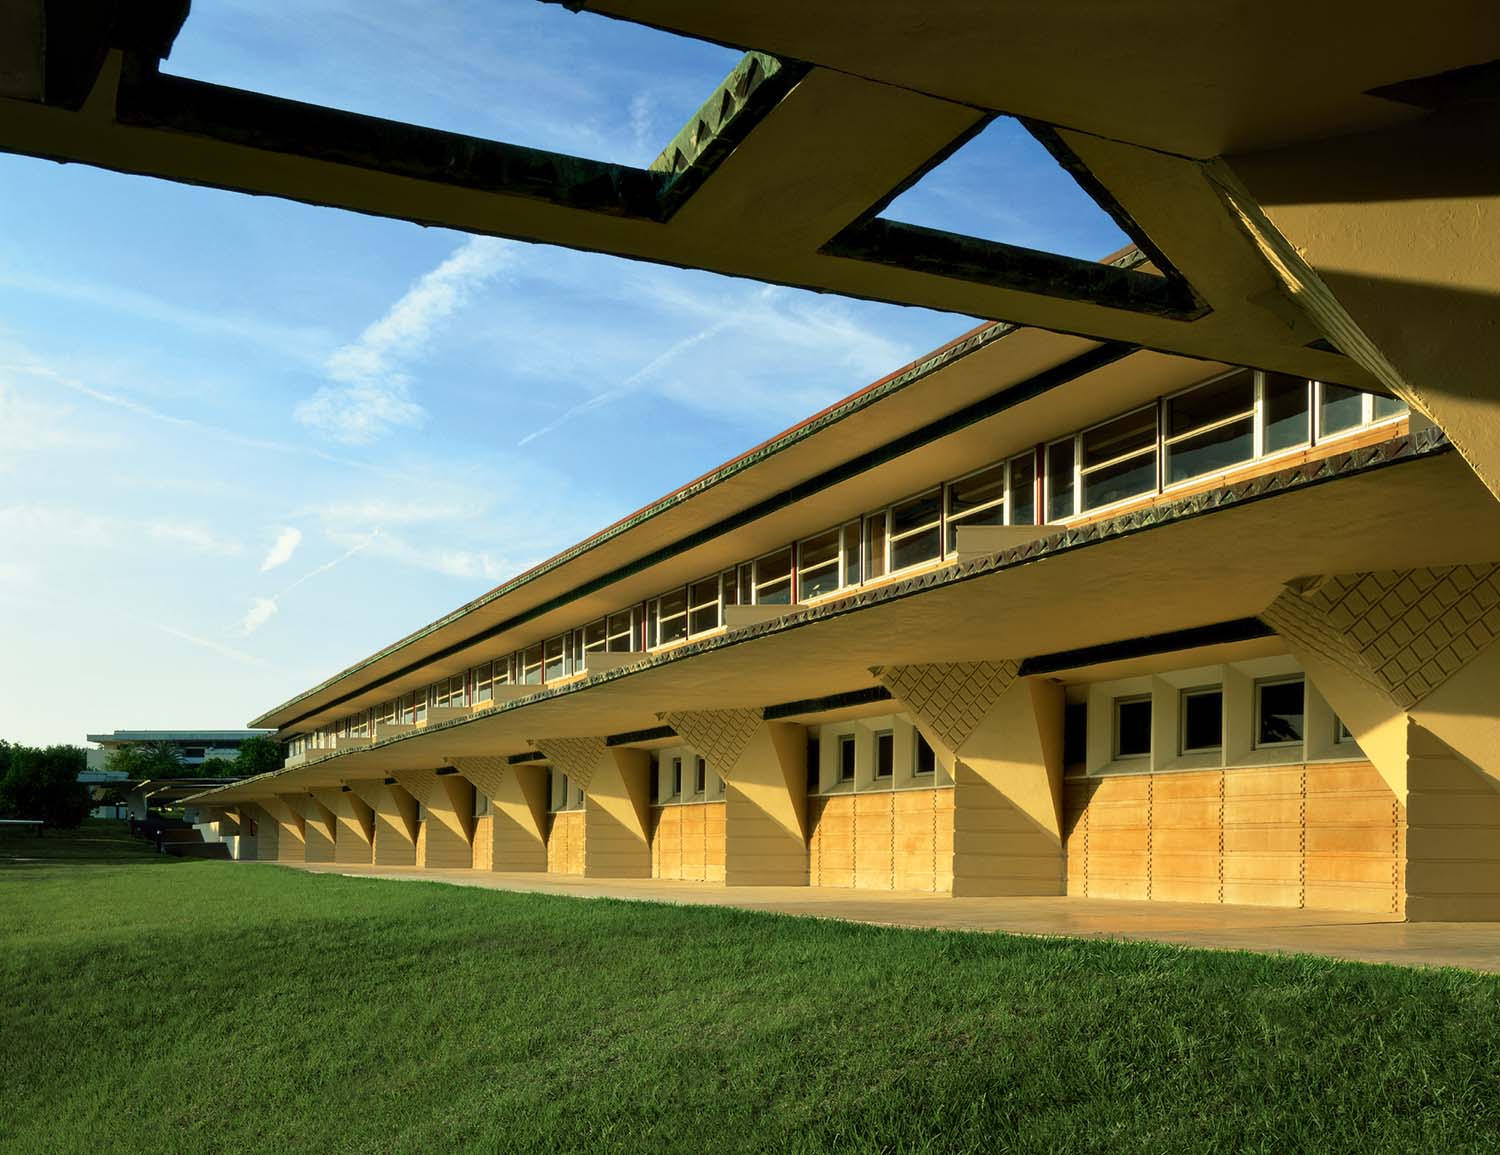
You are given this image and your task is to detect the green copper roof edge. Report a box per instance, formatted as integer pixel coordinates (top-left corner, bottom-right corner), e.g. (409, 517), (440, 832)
(250, 316), (1023, 728)
(201, 428), (1445, 803)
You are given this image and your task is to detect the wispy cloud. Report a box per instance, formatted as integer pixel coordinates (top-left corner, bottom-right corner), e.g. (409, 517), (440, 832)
(295, 236), (512, 444)
(239, 530), (380, 636)
(259, 527), (302, 573)
(0, 504), (242, 556)
(150, 621), (271, 668)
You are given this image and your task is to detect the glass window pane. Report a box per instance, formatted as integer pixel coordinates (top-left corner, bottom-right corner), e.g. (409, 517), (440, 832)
(1115, 697), (1151, 758)
(1082, 407), (1156, 468)
(544, 636), (568, 681)
(947, 465), (1006, 517)
(1166, 370), (1253, 438)
(755, 548), (793, 605)
(1262, 373), (1310, 453)
(1046, 439), (1075, 522)
(1165, 416), (1254, 484)
(583, 619), (606, 650)
(891, 490), (941, 537)
(914, 732), (936, 774)
(891, 525), (942, 571)
(874, 731), (894, 778)
(721, 569), (739, 607)
(946, 499), (1006, 552)
(1081, 450), (1157, 511)
(864, 515), (887, 580)
(1009, 453), (1036, 526)
(1319, 383), (1364, 437)
(1372, 392), (1407, 421)
(607, 611), (634, 652)
(689, 577), (721, 635)
(522, 644), (543, 685)
(1182, 690), (1222, 752)
(1257, 679), (1304, 745)
(838, 735), (856, 780)
(798, 530), (841, 601)
(657, 588), (688, 643)
(842, 523), (862, 586)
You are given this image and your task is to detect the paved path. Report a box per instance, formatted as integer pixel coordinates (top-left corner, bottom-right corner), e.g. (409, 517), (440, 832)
(269, 861), (1500, 973)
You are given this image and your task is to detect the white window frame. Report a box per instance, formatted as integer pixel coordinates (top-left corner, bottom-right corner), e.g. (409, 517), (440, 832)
(1077, 404), (1159, 516)
(913, 730), (936, 775)
(543, 634), (570, 682)
(1253, 676), (1306, 749)
(797, 527), (843, 602)
(1044, 436), (1077, 523)
(1179, 686), (1224, 754)
(653, 587), (689, 647)
(943, 463), (1006, 557)
(837, 733), (856, 782)
(687, 575), (723, 637)
(1313, 380), (1407, 446)
(1161, 370), (1257, 490)
(887, 487), (943, 575)
(1113, 694), (1152, 760)
(752, 548), (794, 606)
(873, 729), (895, 780)
(1007, 451), (1038, 527)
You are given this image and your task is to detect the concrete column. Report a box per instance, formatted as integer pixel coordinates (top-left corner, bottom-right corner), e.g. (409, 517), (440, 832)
(393, 770), (474, 870)
(446, 758), (549, 872)
(663, 710), (808, 886)
(294, 793), (339, 863)
(875, 661), (1066, 897)
(1265, 566), (1500, 920)
(348, 779), (418, 867)
(532, 739), (653, 878)
(265, 794), (306, 863)
(312, 787), (374, 866)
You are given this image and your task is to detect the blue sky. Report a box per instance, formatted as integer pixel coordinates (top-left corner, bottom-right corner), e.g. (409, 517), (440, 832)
(0, 0), (1125, 747)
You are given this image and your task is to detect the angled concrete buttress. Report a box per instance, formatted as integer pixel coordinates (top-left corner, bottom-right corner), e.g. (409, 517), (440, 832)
(347, 779), (419, 867)
(1264, 564), (1500, 919)
(533, 738), (653, 878)
(875, 661), (1066, 897)
(664, 710), (809, 886)
(445, 757), (550, 872)
(392, 770), (475, 870)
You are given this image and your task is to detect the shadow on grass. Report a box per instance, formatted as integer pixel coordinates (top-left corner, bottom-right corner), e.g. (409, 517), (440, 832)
(0, 820), (170, 868)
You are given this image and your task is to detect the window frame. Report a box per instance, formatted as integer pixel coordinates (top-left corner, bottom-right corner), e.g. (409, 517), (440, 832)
(887, 487), (943, 575)
(1161, 369), (1257, 490)
(943, 462), (1007, 557)
(1179, 686), (1225, 754)
(837, 734), (856, 782)
(797, 527), (844, 602)
(752, 547), (794, 606)
(1254, 676), (1306, 749)
(1077, 403), (1160, 515)
(1113, 694), (1152, 760)
(873, 729), (894, 780)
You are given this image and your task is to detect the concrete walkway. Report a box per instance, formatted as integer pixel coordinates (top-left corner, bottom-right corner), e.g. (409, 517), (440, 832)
(272, 861), (1500, 973)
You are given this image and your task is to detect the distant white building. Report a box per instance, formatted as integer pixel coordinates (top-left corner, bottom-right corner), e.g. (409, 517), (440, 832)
(84, 730), (275, 772)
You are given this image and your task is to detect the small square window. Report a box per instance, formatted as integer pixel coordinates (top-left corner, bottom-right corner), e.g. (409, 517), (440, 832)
(874, 731), (894, 779)
(838, 735), (856, 781)
(1114, 696), (1152, 759)
(1256, 678), (1305, 747)
(1180, 688), (1223, 753)
(1335, 716), (1356, 744)
(913, 732), (936, 775)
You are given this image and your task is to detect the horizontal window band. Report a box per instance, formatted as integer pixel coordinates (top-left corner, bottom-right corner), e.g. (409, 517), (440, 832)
(605, 725), (678, 747)
(1019, 617), (1276, 678)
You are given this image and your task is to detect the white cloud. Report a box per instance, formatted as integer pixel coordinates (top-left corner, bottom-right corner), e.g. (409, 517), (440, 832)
(0, 505), (241, 556)
(295, 235), (513, 444)
(629, 92), (656, 162)
(259, 527), (302, 572)
(240, 596), (279, 635)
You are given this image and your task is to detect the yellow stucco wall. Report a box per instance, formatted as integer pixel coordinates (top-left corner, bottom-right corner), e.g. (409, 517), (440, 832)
(1065, 760), (1403, 915)
(808, 786), (954, 892)
(650, 802), (726, 882)
(546, 810), (584, 874)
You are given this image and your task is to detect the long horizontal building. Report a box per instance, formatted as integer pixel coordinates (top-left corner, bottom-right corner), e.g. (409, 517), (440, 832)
(191, 297), (1500, 921)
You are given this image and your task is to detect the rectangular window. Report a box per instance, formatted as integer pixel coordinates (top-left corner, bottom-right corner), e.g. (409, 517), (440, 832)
(606, 610), (635, 652)
(695, 756), (707, 795)
(688, 576), (722, 636)
(721, 570), (739, 608)
(874, 730), (894, 779)
(1180, 687), (1223, 753)
(582, 618), (607, 657)
(473, 662), (494, 704)
(914, 731), (936, 775)
(450, 674), (468, 708)
(474, 791), (490, 818)
(798, 528), (842, 601)
(889, 488), (942, 571)
(1009, 451), (1036, 526)
(838, 734), (856, 782)
(1045, 437), (1076, 521)
(1372, 392), (1408, 422)
(1318, 382), (1364, 438)
(864, 513), (888, 580)
(543, 635), (569, 682)
(842, 522), (862, 586)
(671, 757), (682, 797)
(945, 463), (1006, 553)
(753, 548), (793, 605)
(1261, 372), (1311, 454)
(1164, 370), (1255, 485)
(737, 564), (753, 607)
(656, 587), (689, 645)
(1256, 677), (1305, 747)
(1114, 695), (1152, 759)
(521, 644), (543, 685)
(1335, 716), (1356, 744)
(1081, 406), (1157, 511)
(807, 735), (821, 792)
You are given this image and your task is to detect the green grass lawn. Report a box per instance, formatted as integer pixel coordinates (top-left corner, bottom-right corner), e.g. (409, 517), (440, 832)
(3, 823), (1498, 1155)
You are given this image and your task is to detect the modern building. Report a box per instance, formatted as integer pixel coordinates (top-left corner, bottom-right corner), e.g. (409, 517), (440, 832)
(190, 299), (1500, 922)
(85, 730), (275, 773)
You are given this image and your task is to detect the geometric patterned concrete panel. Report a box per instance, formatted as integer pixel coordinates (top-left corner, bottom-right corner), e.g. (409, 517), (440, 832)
(660, 709), (763, 779)
(871, 660), (1020, 754)
(390, 769), (440, 807)
(443, 756), (508, 802)
(530, 737), (606, 789)
(1264, 564), (1500, 708)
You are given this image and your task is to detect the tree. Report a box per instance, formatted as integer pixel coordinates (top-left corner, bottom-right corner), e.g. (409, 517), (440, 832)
(234, 736), (283, 777)
(104, 741), (183, 780)
(0, 744), (89, 828)
(197, 756), (238, 777)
